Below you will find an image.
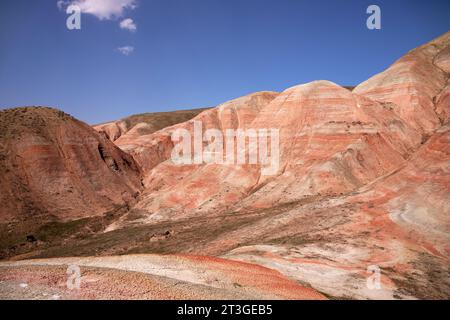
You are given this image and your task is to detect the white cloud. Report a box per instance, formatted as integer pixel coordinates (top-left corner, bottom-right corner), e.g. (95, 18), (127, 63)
(59, 0), (137, 20)
(117, 46), (134, 56)
(57, 0), (69, 10)
(119, 18), (137, 32)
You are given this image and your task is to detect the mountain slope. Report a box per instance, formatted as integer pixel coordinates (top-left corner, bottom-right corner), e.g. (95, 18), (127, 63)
(354, 31), (450, 133)
(94, 108), (209, 142)
(105, 32), (448, 227)
(0, 107), (143, 223)
(0, 32), (449, 300)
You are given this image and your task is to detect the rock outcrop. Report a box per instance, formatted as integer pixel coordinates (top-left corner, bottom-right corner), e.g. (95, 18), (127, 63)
(354, 32), (450, 134)
(94, 108), (209, 142)
(1, 32), (449, 300)
(107, 32), (449, 225)
(0, 254), (326, 300)
(204, 124), (450, 299)
(0, 107), (142, 222)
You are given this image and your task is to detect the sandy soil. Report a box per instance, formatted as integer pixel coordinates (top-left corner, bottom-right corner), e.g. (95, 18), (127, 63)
(0, 254), (326, 300)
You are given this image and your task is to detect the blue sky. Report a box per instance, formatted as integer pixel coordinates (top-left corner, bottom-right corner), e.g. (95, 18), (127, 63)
(0, 0), (449, 124)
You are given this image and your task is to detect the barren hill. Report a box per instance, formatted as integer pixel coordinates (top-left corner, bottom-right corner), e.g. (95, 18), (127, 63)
(0, 32), (449, 300)
(0, 107), (142, 224)
(94, 107), (209, 142)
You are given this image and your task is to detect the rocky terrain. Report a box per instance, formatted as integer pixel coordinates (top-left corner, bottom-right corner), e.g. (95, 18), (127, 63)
(0, 32), (449, 300)
(0, 107), (143, 223)
(94, 107), (209, 142)
(0, 255), (325, 300)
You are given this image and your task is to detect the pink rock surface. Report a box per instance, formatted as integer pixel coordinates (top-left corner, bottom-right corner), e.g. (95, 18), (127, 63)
(0, 107), (142, 222)
(354, 32), (449, 134)
(1, 32), (449, 300)
(94, 121), (128, 142)
(110, 32), (449, 225)
(0, 254), (326, 300)
(213, 125), (450, 299)
(118, 81), (424, 222)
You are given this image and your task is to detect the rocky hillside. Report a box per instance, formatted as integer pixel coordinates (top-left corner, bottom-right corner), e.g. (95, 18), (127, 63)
(111, 33), (448, 225)
(94, 107), (209, 142)
(0, 107), (143, 223)
(0, 32), (448, 300)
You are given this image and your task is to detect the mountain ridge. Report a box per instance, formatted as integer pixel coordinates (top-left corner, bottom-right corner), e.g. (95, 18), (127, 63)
(0, 31), (449, 300)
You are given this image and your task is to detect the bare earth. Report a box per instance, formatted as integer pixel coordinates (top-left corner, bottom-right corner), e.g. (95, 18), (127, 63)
(0, 254), (325, 300)
(0, 32), (449, 300)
